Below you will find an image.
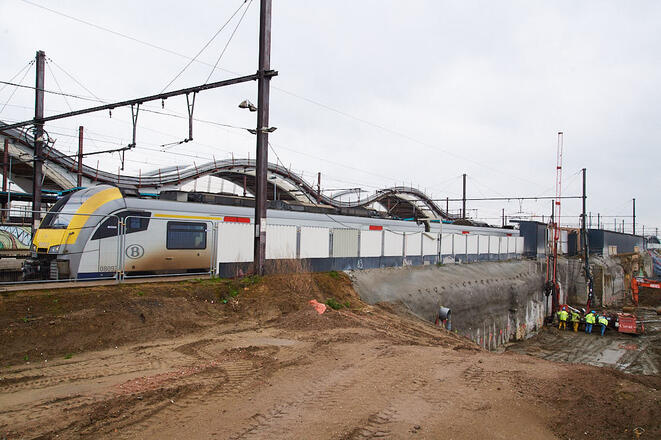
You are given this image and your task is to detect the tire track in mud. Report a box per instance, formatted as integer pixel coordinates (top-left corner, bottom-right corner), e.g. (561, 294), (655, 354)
(225, 350), (420, 440)
(345, 406), (398, 440)
(0, 352), (167, 393)
(88, 359), (257, 438)
(227, 368), (361, 440)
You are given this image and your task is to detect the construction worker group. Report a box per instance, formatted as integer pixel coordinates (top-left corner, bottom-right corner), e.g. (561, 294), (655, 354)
(557, 306), (609, 336)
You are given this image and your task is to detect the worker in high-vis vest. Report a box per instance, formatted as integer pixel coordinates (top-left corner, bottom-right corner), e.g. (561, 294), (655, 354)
(558, 307), (569, 330)
(598, 314), (609, 336)
(585, 310), (596, 334)
(570, 310), (580, 332)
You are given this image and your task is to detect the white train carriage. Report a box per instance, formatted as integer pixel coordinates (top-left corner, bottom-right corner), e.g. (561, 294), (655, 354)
(27, 185), (522, 280)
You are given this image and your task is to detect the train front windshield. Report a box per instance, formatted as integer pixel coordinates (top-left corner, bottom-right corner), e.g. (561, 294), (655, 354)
(40, 187), (109, 229)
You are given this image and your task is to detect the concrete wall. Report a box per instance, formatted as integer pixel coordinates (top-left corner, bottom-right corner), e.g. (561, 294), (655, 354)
(351, 261), (546, 350)
(559, 253), (652, 307)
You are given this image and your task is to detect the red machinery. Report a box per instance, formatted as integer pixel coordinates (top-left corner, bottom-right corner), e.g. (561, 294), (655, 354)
(616, 312), (644, 335)
(630, 276), (661, 306)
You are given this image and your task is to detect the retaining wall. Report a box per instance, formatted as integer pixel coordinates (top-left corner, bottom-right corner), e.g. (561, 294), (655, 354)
(350, 261), (546, 350)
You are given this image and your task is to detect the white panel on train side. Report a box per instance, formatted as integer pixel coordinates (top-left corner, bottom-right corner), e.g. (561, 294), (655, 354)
(508, 236), (517, 254)
(300, 226), (330, 259)
(516, 236), (524, 254)
(218, 222), (253, 262)
(453, 234), (466, 255)
(489, 236), (500, 254)
(332, 229), (359, 258)
(383, 230), (404, 256)
(79, 239), (102, 274)
(98, 235), (120, 272)
(266, 224), (297, 259)
(478, 235), (489, 255)
(360, 230), (382, 257)
(467, 234), (478, 254)
(422, 233), (437, 256)
(440, 233), (453, 255)
(405, 232), (422, 256)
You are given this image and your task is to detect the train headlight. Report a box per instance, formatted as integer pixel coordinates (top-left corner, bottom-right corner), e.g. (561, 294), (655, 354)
(48, 245), (60, 254)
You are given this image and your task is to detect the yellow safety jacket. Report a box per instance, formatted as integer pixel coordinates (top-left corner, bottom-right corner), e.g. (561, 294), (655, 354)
(598, 316), (608, 326)
(570, 312), (580, 322)
(558, 310), (568, 321)
(586, 314), (596, 324)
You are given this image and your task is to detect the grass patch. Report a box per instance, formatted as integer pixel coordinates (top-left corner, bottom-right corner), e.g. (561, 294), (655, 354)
(135, 291), (145, 297)
(64, 353), (73, 360)
(239, 275), (262, 287)
(328, 270), (340, 279)
(325, 298), (344, 310)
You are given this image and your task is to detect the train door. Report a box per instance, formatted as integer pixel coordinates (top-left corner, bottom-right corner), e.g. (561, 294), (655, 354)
(165, 220), (213, 271)
(93, 216), (121, 274)
(121, 212), (153, 273)
(161, 220), (212, 272)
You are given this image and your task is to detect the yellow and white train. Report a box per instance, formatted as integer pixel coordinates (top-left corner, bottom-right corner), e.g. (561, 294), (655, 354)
(27, 185), (522, 280)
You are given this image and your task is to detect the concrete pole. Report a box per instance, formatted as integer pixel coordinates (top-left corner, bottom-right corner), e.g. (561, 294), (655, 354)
(317, 172), (321, 204)
(77, 126), (84, 187)
(32, 50), (46, 234)
(632, 198), (636, 235)
(253, 0), (273, 275)
(462, 173), (466, 219)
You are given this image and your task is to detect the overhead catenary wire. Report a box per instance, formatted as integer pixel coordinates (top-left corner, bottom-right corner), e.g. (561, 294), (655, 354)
(204, 0), (254, 84)
(17, 0), (552, 191)
(0, 80), (103, 104)
(160, 0), (250, 93)
(0, 65), (34, 115)
(0, 60), (34, 95)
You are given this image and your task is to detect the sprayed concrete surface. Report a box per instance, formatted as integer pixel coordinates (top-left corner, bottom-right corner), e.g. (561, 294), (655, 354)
(350, 261), (545, 349)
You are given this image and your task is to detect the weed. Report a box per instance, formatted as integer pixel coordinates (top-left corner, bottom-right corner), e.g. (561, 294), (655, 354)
(22, 317), (28, 323)
(325, 298), (343, 310)
(23, 354), (29, 362)
(328, 270), (340, 279)
(240, 275), (262, 287)
(229, 287), (239, 298)
(344, 301), (351, 308)
(136, 291), (145, 297)
(52, 298), (58, 304)
(64, 353), (73, 360)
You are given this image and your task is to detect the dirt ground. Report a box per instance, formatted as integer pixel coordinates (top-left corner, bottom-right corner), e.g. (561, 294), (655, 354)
(1, 273), (660, 439)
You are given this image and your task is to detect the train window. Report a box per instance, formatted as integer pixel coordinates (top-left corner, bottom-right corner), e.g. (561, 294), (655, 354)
(166, 222), (207, 250)
(91, 211), (151, 240)
(91, 217), (119, 240)
(40, 194), (72, 229)
(124, 211), (151, 233)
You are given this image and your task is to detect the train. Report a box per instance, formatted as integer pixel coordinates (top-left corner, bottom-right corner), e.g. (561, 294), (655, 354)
(25, 184), (521, 280)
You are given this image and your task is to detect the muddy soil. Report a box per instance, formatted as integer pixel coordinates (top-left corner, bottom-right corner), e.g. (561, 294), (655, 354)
(1, 273), (660, 440)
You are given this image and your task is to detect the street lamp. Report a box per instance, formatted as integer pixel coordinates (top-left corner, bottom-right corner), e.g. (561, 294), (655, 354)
(247, 126), (277, 135)
(238, 100), (258, 112)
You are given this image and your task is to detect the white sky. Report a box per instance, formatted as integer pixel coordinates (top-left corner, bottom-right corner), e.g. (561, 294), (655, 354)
(1, 0), (660, 232)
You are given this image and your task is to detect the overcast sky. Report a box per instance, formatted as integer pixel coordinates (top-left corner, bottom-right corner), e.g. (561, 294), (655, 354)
(1, 0), (660, 232)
